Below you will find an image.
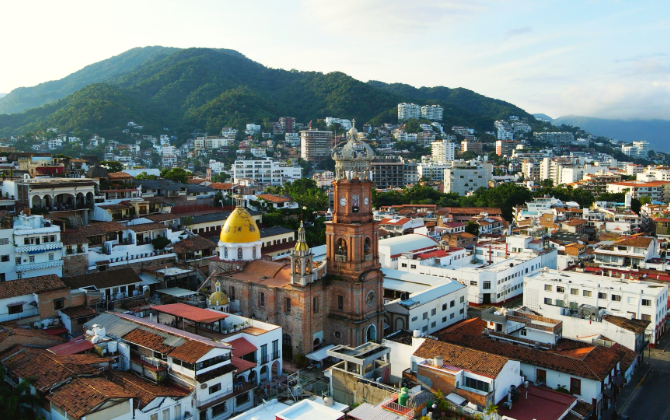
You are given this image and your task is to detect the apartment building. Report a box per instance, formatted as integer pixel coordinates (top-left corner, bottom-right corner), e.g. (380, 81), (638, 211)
(461, 139), (483, 154)
(495, 140), (521, 157)
(607, 180), (670, 202)
(300, 130), (334, 162)
(371, 157), (405, 189)
(533, 132), (575, 144)
(232, 158), (302, 186)
(10, 214), (63, 280)
(524, 268), (667, 345)
(593, 236), (656, 269)
(421, 104), (444, 121)
(398, 103), (421, 121)
(443, 161), (493, 195)
(494, 121), (514, 140)
(431, 139), (456, 163)
(417, 160), (451, 182)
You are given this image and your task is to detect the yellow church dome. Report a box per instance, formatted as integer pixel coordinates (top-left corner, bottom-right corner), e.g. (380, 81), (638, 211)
(209, 291), (229, 306)
(219, 207), (261, 243)
(209, 281), (229, 306)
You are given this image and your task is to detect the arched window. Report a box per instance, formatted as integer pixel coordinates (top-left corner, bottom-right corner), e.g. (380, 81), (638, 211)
(336, 238), (347, 256)
(366, 324), (377, 342)
(364, 237), (372, 254)
(253, 247), (257, 259)
(237, 248), (243, 260)
(224, 247), (228, 259)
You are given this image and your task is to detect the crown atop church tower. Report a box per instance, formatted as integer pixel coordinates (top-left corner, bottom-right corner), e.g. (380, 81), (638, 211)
(332, 120), (375, 181)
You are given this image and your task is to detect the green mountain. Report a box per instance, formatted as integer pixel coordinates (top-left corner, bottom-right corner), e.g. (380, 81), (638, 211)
(0, 47), (536, 139)
(0, 46), (179, 114)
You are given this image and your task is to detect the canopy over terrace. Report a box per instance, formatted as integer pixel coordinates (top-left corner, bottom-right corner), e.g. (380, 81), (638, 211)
(152, 303), (228, 334)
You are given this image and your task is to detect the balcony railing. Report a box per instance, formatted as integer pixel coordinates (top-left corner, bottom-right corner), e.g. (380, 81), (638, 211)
(272, 351), (281, 360)
(15, 260), (63, 272)
(15, 243), (63, 253)
(260, 354), (269, 364)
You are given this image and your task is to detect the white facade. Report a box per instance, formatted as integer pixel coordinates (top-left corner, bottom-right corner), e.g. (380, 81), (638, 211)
(494, 121), (514, 140)
(524, 268), (668, 344)
(398, 103), (421, 121)
(232, 158), (302, 186)
(416, 161), (451, 182)
(421, 105), (443, 121)
(443, 161), (492, 195)
(431, 140), (456, 163)
(324, 117), (352, 130)
(11, 215), (63, 280)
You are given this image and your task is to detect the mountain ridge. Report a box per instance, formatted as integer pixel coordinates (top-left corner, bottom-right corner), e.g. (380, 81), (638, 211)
(0, 47), (535, 140)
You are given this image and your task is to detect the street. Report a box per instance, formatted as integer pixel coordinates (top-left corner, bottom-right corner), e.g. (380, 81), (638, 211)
(616, 327), (670, 420)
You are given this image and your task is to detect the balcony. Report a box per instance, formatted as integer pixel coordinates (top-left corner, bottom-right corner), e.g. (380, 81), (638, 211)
(272, 350), (281, 360)
(15, 243), (63, 254)
(260, 354), (269, 364)
(15, 260), (63, 272)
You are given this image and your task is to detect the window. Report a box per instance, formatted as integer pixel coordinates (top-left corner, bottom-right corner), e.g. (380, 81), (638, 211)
(465, 377), (490, 392)
(583, 290), (592, 297)
(520, 329), (527, 336)
(54, 298), (64, 310)
(209, 383), (222, 394)
(470, 281), (477, 286)
(337, 295), (344, 310)
(151, 414), (158, 420)
(536, 369), (546, 384)
(212, 402), (227, 417)
(570, 288), (578, 295)
(431, 321), (436, 328)
(422, 312), (428, 320)
(544, 284), (552, 291)
(236, 392), (250, 405)
(8, 304), (22, 315)
(612, 295), (621, 302)
(442, 317), (447, 322)
(460, 308), (464, 314)
(642, 299), (651, 306)
(237, 248), (243, 260)
(450, 313), (455, 319)
(229, 286), (235, 300)
(15, 257), (20, 265)
(641, 314), (651, 321)
(544, 298), (552, 305)
(483, 281), (491, 290)
(422, 326), (427, 332)
(460, 296), (465, 303)
(431, 308), (436, 316)
(313, 297), (319, 313)
(0, 255), (7, 262)
(598, 292), (607, 299)
(259, 292), (265, 307)
(410, 264), (416, 269)
(162, 408), (170, 420)
(442, 304), (447, 311)
(285, 298), (291, 313)
(196, 355), (229, 370)
(411, 316), (418, 322)
(401, 263), (407, 268)
(570, 378), (581, 395)
(29, 256), (35, 263)
(557, 286), (565, 293)
(174, 405), (181, 420)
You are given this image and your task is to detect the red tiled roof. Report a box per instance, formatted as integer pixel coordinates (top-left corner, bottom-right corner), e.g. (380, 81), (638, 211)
(127, 223), (168, 233)
(107, 171), (132, 179)
(414, 339), (509, 378)
(152, 303), (229, 323)
(60, 305), (97, 319)
(603, 315), (650, 335)
(0, 275), (67, 299)
(168, 339), (214, 364)
(172, 236), (216, 254)
(256, 193), (293, 203)
(122, 329), (174, 354)
(48, 338), (95, 355)
(231, 356), (256, 373)
(227, 337), (257, 357)
(48, 377), (135, 418)
(380, 217), (411, 225)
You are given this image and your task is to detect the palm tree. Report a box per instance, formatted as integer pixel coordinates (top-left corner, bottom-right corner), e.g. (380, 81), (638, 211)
(0, 366), (40, 420)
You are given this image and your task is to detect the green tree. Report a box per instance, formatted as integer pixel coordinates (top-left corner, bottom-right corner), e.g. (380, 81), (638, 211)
(465, 221), (480, 236)
(152, 236), (171, 250)
(541, 178), (554, 188)
(211, 172), (230, 183)
(160, 167), (189, 183)
(134, 171), (158, 180)
(100, 160), (124, 173)
(181, 216), (194, 229)
(0, 366), (41, 420)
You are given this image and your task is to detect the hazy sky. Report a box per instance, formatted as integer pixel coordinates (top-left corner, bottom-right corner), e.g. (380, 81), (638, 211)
(1, 0), (669, 120)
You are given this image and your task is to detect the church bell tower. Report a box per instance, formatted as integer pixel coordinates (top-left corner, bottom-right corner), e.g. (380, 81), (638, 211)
(326, 121), (385, 346)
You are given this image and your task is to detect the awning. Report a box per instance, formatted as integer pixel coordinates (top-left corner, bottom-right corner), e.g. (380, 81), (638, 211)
(139, 274), (160, 285)
(43, 328), (68, 335)
(307, 344), (336, 361)
(446, 393), (468, 407)
(156, 287), (199, 298)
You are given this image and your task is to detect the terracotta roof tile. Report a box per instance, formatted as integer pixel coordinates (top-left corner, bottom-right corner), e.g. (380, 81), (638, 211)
(603, 315), (650, 335)
(62, 267), (142, 290)
(172, 236), (217, 254)
(48, 377), (134, 418)
(230, 356), (256, 373)
(61, 231), (88, 245)
(168, 340), (213, 364)
(127, 223), (168, 233)
(227, 337), (257, 357)
(107, 171), (132, 179)
(122, 329), (174, 354)
(60, 305), (97, 319)
(256, 193), (293, 203)
(0, 275), (67, 299)
(107, 371), (190, 409)
(414, 339), (509, 378)
(77, 221), (127, 237)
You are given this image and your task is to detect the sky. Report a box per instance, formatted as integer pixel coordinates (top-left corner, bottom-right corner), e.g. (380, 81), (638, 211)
(1, 0), (669, 120)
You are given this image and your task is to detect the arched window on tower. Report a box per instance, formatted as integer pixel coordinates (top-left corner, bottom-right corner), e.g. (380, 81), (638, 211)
(253, 247), (257, 259)
(336, 238), (347, 262)
(224, 247), (228, 259)
(364, 237), (372, 254)
(237, 248), (243, 260)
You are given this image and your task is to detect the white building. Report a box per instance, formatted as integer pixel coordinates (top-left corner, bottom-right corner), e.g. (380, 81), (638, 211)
(209, 160), (226, 174)
(523, 268), (668, 345)
(11, 214), (63, 280)
(494, 121), (514, 140)
(421, 105), (443, 121)
(245, 124), (261, 135)
(431, 139), (456, 163)
(300, 130), (334, 162)
(398, 103), (421, 122)
(385, 281), (468, 335)
(232, 158), (302, 186)
(324, 117), (352, 130)
(416, 160), (451, 182)
(443, 160), (493, 195)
